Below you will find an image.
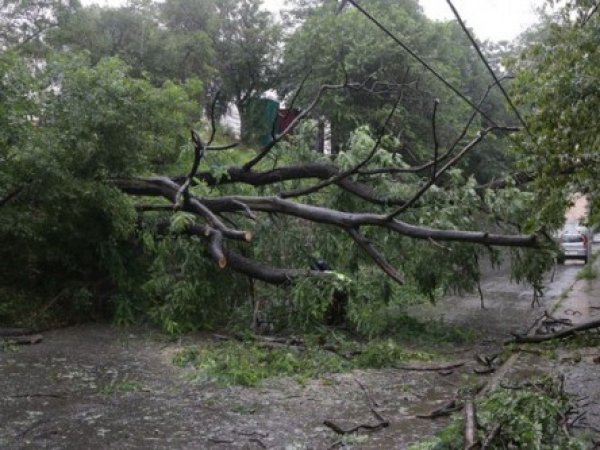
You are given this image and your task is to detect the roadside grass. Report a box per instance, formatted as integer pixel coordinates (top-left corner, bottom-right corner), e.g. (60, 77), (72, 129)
(550, 282), (578, 314)
(577, 250), (599, 280)
(173, 337), (438, 387)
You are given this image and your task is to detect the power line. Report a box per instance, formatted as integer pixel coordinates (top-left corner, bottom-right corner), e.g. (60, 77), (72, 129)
(345, 0), (498, 127)
(445, 0), (530, 135)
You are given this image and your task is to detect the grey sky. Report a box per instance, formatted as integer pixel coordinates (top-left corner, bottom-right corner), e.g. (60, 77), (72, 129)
(83, 0), (543, 42)
(419, 0), (542, 41)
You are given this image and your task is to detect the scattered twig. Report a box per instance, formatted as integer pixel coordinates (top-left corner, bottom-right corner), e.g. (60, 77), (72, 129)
(0, 327), (35, 337)
(249, 438), (267, 449)
(481, 423), (502, 450)
(394, 361), (465, 372)
(16, 419), (48, 439)
(237, 430), (269, 438)
(323, 418), (388, 435)
(9, 393), (65, 398)
(416, 399), (462, 419)
(323, 377), (389, 435)
(208, 437), (234, 444)
(2, 334), (43, 345)
(475, 353), (499, 367)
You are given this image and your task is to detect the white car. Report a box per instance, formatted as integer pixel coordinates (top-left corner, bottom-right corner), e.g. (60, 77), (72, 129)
(558, 231), (590, 264)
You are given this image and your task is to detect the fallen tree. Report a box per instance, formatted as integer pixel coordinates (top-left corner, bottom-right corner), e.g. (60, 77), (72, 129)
(111, 1), (545, 289)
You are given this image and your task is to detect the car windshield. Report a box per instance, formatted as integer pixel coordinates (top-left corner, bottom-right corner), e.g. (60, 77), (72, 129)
(561, 234), (584, 243)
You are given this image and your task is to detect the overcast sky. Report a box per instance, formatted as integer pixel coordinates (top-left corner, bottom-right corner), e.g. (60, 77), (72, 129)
(418, 0), (542, 41)
(83, 0), (544, 42)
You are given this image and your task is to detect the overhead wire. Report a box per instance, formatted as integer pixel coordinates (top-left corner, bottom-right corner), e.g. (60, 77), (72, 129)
(345, 0), (498, 126)
(444, 0), (531, 135)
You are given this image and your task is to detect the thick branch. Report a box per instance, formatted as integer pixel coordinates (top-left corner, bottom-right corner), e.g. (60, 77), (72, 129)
(347, 227), (405, 285)
(160, 222), (326, 285)
(207, 227), (227, 269)
(113, 177), (539, 248)
(173, 163), (406, 206)
(127, 176), (251, 242)
(464, 399), (477, 449)
(279, 90), (404, 199)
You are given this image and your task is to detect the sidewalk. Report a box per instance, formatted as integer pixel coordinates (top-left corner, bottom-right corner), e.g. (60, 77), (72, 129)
(502, 250), (600, 440)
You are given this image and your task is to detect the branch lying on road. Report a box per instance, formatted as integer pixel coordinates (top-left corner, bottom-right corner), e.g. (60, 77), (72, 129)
(393, 361), (465, 371)
(324, 377), (389, 435)
(2, 334), (43, 345)
(509, 318), (600, 344)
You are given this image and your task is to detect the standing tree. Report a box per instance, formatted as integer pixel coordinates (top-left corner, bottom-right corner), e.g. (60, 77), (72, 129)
(210, 0), (282, 132)
(509, 0), (600, 228)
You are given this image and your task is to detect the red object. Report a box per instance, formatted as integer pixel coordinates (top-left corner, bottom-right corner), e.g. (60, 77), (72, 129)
(277, 108), (300, 134)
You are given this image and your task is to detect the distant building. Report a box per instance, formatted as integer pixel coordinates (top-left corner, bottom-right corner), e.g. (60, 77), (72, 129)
(565, 194), (589, 226)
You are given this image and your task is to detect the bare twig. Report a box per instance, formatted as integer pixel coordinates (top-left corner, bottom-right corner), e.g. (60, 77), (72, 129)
(279, 89), (404, 199)
(175, 130), (205, 209)
(359, 75), (514, 178)
(0, 185), (24, 207)
(386, 126), (519, 219)
(481, 423), (502, 449)
(242, 81), (348, 171)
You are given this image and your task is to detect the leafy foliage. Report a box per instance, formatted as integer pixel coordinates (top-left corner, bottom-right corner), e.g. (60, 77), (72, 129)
(411, 376), (585, 450)
(172, 337), (437, 386)
(139, 232), (248, 333)
(0, 50), (201, 325)
(510, 0), (600, 228)
(0, 0), (565, 336)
